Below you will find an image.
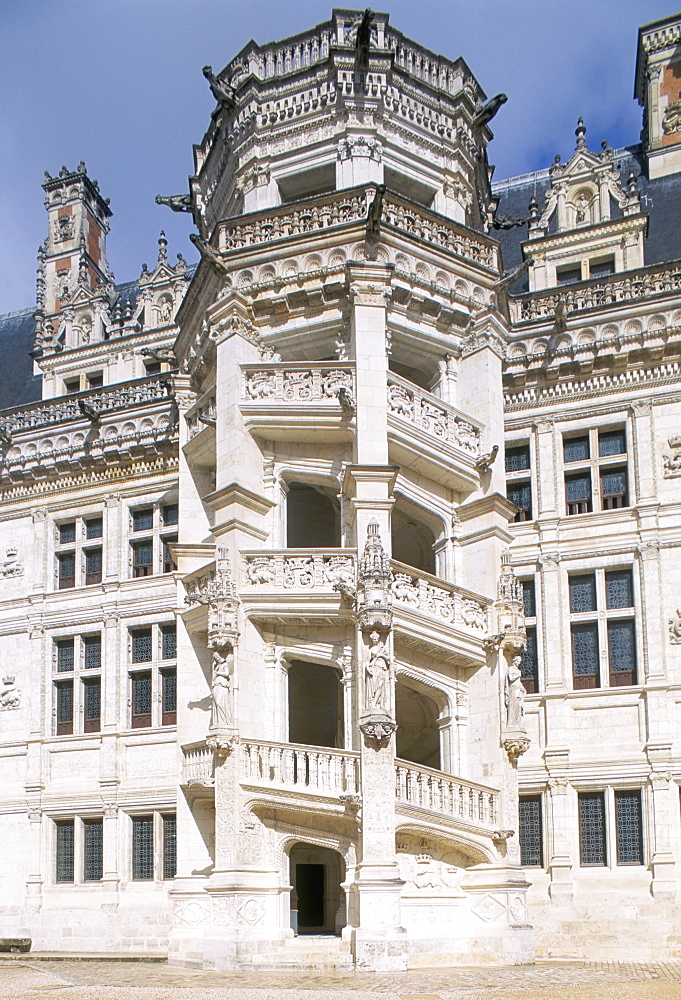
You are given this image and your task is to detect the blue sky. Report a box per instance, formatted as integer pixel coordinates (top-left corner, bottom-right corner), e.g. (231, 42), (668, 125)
(0, 1), (673, 314)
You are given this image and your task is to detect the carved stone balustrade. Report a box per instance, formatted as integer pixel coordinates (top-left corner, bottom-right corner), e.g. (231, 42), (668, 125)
(387, 372), (481, 460)
(394, 759), (499, 835)
(510, 258), (681, 325)
(216, 185), (498, 273)
(240, 549), (357, 625)
(240, 363), (356, 442)
(241, 740), (360, 798)
(181, 740), (216, 789)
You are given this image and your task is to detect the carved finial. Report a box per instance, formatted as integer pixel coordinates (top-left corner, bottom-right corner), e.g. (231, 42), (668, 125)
(528, 194), (538, 221)
(158, 230), (168, 262)
(575, 117), (587, 149)
(627, 170), (639, 198)
(77, 160), (86, 173)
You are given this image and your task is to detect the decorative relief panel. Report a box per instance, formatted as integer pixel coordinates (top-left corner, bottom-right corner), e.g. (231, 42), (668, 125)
(387, 375), (480, 456)
(663, 435), (681, 477)
(1, 548), (23, 578)
(241, 366), (355, 404)
(243, 551), (356, 590)
(0, 674), (20, 710)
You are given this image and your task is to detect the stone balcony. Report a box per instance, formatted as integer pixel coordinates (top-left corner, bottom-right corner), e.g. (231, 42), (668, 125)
(181, 737), (500, 844)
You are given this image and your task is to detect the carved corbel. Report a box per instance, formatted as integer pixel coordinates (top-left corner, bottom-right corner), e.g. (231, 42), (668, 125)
(359, 720), (396, 748)
(206, 734), (239, 758)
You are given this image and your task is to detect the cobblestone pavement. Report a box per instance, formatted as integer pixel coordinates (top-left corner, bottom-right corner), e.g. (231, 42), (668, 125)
(3, 959), (681, 1000)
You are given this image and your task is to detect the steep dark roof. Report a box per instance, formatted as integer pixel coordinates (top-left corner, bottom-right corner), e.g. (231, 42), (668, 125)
(0, 308), (41, 411)
(492, 144), (681, 292)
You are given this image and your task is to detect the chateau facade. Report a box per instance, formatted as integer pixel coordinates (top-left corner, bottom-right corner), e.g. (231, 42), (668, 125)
(1, 8), (681, 970)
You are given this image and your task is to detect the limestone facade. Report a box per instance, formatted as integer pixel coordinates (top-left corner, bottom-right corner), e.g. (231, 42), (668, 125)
(0, 7), (680, 970)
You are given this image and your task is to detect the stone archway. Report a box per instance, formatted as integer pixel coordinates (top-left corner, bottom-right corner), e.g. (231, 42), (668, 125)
(288, 842), (346, 936)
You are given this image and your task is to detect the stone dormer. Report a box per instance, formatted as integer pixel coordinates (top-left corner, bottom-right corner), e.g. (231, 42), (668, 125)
(635, 13), (681, 179)
(521, 120), (646, 291)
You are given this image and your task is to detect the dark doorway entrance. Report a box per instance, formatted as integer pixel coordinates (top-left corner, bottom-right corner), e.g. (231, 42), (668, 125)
(296, 863), (325, 929)
(288, 660), (343, 748)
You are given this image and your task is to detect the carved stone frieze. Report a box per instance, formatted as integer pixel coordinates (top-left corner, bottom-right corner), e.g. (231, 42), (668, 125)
(662, 100), (681, 136)
(386, 375), (480, 456)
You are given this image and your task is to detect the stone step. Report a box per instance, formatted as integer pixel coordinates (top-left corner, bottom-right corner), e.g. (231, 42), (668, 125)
(242, 935), (354, 971)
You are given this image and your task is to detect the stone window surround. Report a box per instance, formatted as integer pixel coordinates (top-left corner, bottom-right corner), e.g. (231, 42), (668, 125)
(505, 440), (533, 523)
(562, 424), (630, 516)
(568, 565), (638, 690)
(127, 621), (177, 730)
(52, 630), (102, 736)
(54, 512), (104, 591)
(128, 499), (178, 579)
(53, 814), (104, 884)
(128, 810), (176, 882)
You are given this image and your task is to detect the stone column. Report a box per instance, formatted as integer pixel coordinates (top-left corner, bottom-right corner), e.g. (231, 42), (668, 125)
(645, 742), (676, 897)
(544, 749), (573, 899)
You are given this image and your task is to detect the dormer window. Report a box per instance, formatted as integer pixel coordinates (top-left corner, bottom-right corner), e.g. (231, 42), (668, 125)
(589, 257), (615, 278)
(557, 265), (582, 286)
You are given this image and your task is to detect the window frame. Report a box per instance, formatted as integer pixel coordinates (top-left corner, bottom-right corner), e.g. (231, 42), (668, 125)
(562, 425), (630, 516)
(576, 786), (646, 869)
(128, 500), (178, 579)
(129, 811), (177, 882)
(518, 794), (544, 867)
(505, 441), (534, 524)
(52, 631), (103, 736)
(127, 622), (177, 730)
(568, 567), (637, 690)
(54, 815), (104, 884)
(519, 578), (539, 693)
(54, 513), (104, 590)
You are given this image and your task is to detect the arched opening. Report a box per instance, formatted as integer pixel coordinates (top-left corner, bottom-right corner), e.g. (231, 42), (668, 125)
(289, 842), (346, 936)
(395, 679), (441, 769)
(391, 506), (437, 575)
(286, 482), (340, 548)
(288, 660), (343, 748)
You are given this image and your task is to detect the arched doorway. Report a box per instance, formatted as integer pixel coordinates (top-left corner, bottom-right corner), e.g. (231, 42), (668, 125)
(288, 843), (346, 936)
(286, 482), (340, 548)
(391, 505), (437, 575)
(395, 680), (441, 769)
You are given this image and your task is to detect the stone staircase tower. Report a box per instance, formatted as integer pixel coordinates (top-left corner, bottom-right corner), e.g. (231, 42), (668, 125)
(168, 8), (533, 970)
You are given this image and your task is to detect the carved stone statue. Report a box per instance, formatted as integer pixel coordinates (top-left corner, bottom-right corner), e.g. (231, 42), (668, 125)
(662, 100), (681, 136)
(210, 646), (233, 729)
(202, 65), (236, 110)
(155, 193), (193, 214)
(505, 655), (526, 730)
(365, 630), (391, 714)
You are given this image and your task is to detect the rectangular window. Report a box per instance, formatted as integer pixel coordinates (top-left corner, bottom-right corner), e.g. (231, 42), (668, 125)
(131, 671), (152, 729)
(58, 551), (76, 589)
(608, 619), (636, 686)
(508, 481), (532, 522)
(161, 624), (176, 660)
(144, 361), (161, 376)
(519, 797), (543, 867)
(86, 372), (103, 389)
(83, 634), (101, 670)
(85, 546), (103, 585)
(56, 820), (75, 882)
(82, 677), (101, 733)
(83, 819), (103, 881)
(605, 569), (633, 610)
(520, 628), (538, 694)
(56, 680), (74, 735)
(557, 264), (582, 286)
(162, 504), (178, 527)
(64, 378), (80, 395)
(615, 791), (643, 865)
(571, 623), (599, 689)
(569, 574), (596, 614)
(59, 522), (76, 545)
(132, 540), (153, 577)
(522, 580), (536, 619)
(85, 517), (103, 540)
(590, 257), (615, 278)
(131, 628), (153, 663)
(600, 467), (628, 509)
(564, 436), (590, 464)
(162, 536), (177, 574)
(132, 816), (154, 880)
(565, 472), (592, 515)
(163, 814), (177, 879)
(161, 669), (177, 726)
(505, 445), (531, 473)
(132, 508), (154, 533)
(56, 638), (75, 673)
(598, 429), (626, 457)
(579, 792), (606, 865)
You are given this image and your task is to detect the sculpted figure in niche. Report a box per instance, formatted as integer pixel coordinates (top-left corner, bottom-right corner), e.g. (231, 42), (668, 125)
(210, 646), (233, 729)
(365, 630), (391, 714)
(505, 654), (526, 730)
(160, 298), (173, 324)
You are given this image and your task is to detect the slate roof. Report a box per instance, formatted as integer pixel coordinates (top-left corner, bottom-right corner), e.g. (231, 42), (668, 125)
(0, 308), (42, 411)
(492, 143), (681, 294)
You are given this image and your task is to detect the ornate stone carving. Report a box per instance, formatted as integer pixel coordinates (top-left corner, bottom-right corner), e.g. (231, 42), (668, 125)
(0, 674), (20, 710)
(504, 655), (527, 730)
(1, 548), (23, 578)
(209, 643), (233, 729)
(662, 100), (681, 135)
(503, 736), (530, 762)
(494, 551), (526, 652)
(365, 630), (391, 715)
(397, 852), (462, 894)
(357, 521), (392, 631)
(206, 733), (239, 757)
(668, 609), (681, 644)
(663, 436), (681, 477)
(386, 375), (481, 456)
(360, 720), (396, 747)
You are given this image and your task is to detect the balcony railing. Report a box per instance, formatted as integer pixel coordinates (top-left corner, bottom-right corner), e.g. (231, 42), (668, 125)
(0, 375), (172, 436)
(509, 258), (681, 325)
(242, 549), (356, 591)
(395, 759), (498, 829)
(387, 372), (481, 458)
(182, 741), (215, 786)
(241, 739), (360, 797)
(390, 559), (489, 632)
(240, 362), (355, 404)
(217, 185), (497, 272)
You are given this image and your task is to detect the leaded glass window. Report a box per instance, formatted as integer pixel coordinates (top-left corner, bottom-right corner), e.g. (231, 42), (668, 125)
(505, 445), (530, 473)
(564, 436), (590, 463)
(132, 540), (154, 577)
(131, 629), (153, 663)
(161, 670), (176, 726)
(85, 546), (102, 585)
(522, 580), (536, 619)
(162, 504), (178, 527)
(56, 680), (74, 735)
(608, 620), (636, 685)
(508, 481), (532, 522)
(598, 429), (626, 457)
(83, 635), (101, 670)
(520, 628), (538, 693)
(565, 473), (592, 514)
(59, 522), (76, 545)
(572, 623), (599, 687)
(161, 625), (176, 660)
(579, 792), (606, 865)
(83, 677), (101, 732)
(600, 467), (627, 508)
(605, 570), (633, 609)
(163, 815), (177, 879)
(56, 639), (74, 673)
(519, 797), (543, 866)
(132, 816), (154, 880)
(58, 551), (76, 589)
(131, 672), (152, 728)
(56, 820), (75, 882)
(83, 820), (103, 881)
(132, 508), (153, 533)
(615, 791), (643, 865)
(569, 574), (596, 613)
(85, 518), (103, 539)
